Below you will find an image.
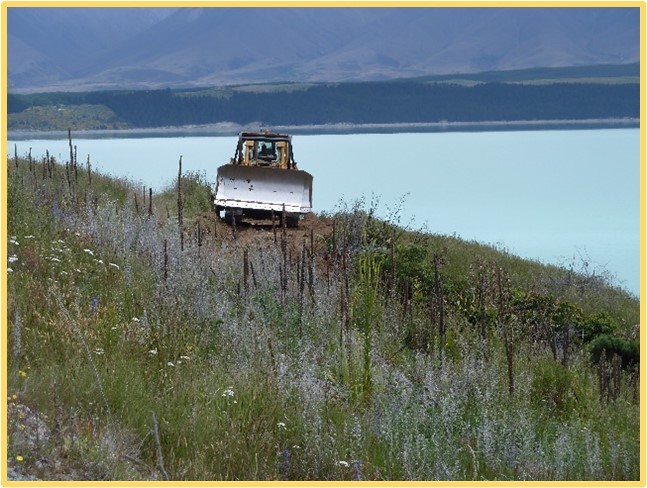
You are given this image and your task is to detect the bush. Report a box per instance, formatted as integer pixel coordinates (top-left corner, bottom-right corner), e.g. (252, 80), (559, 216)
(580, 311), (619, 342)
(530, 360), (579, 419)
(589, 334), (639, 370)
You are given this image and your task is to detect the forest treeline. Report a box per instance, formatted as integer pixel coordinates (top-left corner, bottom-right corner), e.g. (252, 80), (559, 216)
(8, 78), (639, 129)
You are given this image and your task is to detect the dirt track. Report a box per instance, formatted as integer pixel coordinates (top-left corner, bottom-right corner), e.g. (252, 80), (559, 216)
(193, 211), (335, 253)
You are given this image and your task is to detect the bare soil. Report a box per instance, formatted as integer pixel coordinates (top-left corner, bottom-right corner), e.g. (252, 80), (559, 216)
(193, 211), (335, 253)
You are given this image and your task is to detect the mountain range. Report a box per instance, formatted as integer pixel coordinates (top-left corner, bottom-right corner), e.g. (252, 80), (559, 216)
(6, 6), (640, 93)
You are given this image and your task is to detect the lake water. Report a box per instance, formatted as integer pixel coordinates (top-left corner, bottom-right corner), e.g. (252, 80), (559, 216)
(8, 129), (641, 296)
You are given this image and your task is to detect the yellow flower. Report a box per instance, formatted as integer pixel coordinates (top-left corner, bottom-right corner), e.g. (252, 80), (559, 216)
(16, 455), (24, 462)
(11, 394), (17, 401)
(18, 370), (27, 378)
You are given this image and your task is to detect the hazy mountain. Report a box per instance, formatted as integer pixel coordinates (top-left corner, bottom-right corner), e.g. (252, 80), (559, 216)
(7, 7), (640, 92)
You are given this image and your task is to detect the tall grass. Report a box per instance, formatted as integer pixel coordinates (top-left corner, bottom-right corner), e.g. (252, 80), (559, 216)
(5, 151), (640, 481)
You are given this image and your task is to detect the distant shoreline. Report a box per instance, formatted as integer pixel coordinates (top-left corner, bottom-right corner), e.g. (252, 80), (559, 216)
(6, 118), (639, 140)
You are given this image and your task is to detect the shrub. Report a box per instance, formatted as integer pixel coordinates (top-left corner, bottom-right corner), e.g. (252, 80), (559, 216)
(580, 312), (619, 342)
(588, 334), (639, 370)
(530, 360), (578, 419)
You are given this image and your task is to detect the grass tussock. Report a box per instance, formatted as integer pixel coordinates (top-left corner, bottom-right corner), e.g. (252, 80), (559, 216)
(5, 148), (640, 481)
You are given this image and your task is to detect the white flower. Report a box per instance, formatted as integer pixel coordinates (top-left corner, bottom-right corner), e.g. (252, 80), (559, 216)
(277, 422), (286, 429)
(60, 271), (68, 276)
(179, 355), (190, 361)
(94, 348), (104, 355)
(222, 387), (235, 397)
(132, 317), (140, 323)
(148, 349), (158, 356)
(167, 361), (175, 367)
(83, 249), (94, 256)
(339, 461), (349, 467)
(8, 255), (18, 263)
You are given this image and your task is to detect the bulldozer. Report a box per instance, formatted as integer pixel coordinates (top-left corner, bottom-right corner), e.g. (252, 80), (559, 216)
(213, 131), (313, 226)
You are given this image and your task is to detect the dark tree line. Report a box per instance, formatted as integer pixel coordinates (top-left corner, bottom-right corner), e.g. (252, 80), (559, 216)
(8, 81), (639, 128)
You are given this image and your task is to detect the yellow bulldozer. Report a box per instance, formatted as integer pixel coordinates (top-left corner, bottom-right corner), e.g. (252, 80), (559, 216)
(213, 131), (313, 226)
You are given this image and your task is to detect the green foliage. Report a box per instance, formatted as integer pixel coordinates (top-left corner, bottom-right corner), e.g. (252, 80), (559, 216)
(8, 104), (129, 131)
(530, 360), (579, 419)
(589, 334), (639, 370)
(582, 312), (619, 342)
(5, 156), (640, 481)
(150, 169), (212, 225)
(353, 248), (382, 402)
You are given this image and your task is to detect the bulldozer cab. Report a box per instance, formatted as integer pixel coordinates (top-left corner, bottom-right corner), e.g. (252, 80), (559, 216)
(234, 132), (295, 170)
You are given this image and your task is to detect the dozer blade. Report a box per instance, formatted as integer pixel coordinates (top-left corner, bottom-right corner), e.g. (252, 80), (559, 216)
(214, 164), (313, 214)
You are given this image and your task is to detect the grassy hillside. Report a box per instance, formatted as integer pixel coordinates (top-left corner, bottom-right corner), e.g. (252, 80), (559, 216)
(5, 151), (640, 481)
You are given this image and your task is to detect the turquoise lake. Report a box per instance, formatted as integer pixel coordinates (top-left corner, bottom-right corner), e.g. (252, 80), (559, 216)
(8, 128), (641, 296)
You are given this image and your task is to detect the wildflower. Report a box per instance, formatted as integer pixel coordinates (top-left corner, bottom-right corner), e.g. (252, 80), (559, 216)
(18, 370), (27, 378)
(222, 387), (235, 397)
(90, 296), (99, 314)
(179, 355), (190, 361)
(148, 349), (158, 356)
(108, 262), (120, 270)
(16, 455), (24, 462)
(83, 249), (94, 256)
(8, 255), (18, 263)
(11, 394), (17, 401)
(339, 461), (349, 467)
(277, 422), (286, 429)
(167, 362), (175, 367)
(132, 317), (140, 323)
(280, 449), (290, 479)
(60, 271), (68, 276)
(353, 460), (362, 481)
(94, 348), (104, 355)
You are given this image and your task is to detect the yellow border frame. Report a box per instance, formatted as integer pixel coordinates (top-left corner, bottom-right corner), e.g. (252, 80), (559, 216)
(0, 2), (644, 487)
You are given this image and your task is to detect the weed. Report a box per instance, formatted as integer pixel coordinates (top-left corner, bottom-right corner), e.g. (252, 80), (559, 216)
(5, 153), (640, 481)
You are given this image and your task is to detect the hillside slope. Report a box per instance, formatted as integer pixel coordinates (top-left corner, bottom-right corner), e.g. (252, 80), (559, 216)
(6, 151), (640, 481)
